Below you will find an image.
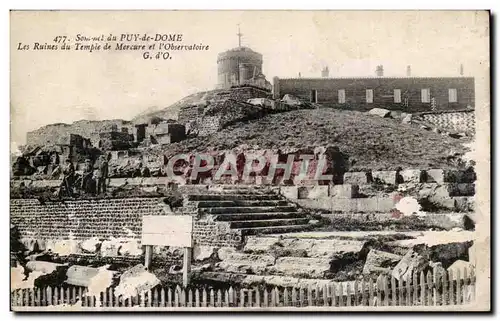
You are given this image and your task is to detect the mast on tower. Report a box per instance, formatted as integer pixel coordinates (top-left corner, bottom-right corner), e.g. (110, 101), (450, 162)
(237, 24), (243, 47)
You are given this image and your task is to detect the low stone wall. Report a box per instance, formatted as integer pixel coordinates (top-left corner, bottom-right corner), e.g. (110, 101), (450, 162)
(10, 196), (243, 260)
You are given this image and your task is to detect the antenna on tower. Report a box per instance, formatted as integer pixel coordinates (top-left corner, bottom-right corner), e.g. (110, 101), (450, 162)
(237, 24), (243, 47)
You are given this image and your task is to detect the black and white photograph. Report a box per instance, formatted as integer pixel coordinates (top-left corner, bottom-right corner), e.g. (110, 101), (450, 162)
(9, 10), (491, 311)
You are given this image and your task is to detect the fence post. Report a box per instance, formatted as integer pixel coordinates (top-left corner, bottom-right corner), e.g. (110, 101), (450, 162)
(256, 288), (261, 307)
(283, 288), (289, 307)
(353, 280), (359, 306)
(346, 282), (351, 307)
(331, 284), (337, 307)
(398, 278), (405, 306)
(456, 268), (462, 305)
(226, 287), (232, 307)
(201, 288), (207, 308)
(195, 289), (200, 308)
(442, 269), (448, 305)
(181, 288), (187, 307)
(263, 288), (269, 308)
(405, 273), (411, 306)
(307, 285), (313, 306)
(323, 285), (328, 307)
(426, 271), (433, 306)
(470, 267), (476, 302)
(160, 288), (165, 307)
(209, 289), (214, 307)
(188, 289), (193, 308)
(47, 287), (53, 306)
(432, 268), (439, 306)
(217, 289), (222, 307)
(420, 271), (426, 306)
(71, 287), (76, 306)
(25, 288), (31, 307)
(391, 277), (396, 306)
(383, 276), (389, 306)
(412, 272), (418, 305)
(248, 288), (253, 307)
(463, 267), (470, 304)
(216, 289), (222, 307)
(298, 287), (304, 307)
(449, 269), (455, 305)
(34, 288), (41, 306)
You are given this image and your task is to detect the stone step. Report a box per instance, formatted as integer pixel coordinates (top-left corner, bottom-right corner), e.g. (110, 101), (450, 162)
(240, 224), (312, 235)
(187, 194), (281, 201)
(215, 212), (305, 221)
(229, 218), (310, 229)
(198, 200), (289, 208)
(199, 206), (298, 214)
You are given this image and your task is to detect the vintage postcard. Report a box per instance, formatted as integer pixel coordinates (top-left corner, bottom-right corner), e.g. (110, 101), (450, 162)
(9, 10), (490, 311)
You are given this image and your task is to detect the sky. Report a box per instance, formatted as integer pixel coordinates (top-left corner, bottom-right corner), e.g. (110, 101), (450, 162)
(10, 10), (489, 146)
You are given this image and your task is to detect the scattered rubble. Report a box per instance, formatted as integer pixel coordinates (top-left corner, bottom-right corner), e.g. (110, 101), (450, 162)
(114, 264), (160, 299)
(367, 108), (391, 118)
(391, 247), (430, 281)
(362, 250), (402, 275)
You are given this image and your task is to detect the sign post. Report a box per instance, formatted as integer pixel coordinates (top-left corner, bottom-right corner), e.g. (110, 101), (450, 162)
(141, 215), (193, 287)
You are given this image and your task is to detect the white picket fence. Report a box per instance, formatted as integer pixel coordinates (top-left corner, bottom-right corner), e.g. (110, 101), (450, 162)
(12, 267), (475, 309)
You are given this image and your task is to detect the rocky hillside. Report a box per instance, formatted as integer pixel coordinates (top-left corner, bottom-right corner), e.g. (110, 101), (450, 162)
(159, 108), (468, 171)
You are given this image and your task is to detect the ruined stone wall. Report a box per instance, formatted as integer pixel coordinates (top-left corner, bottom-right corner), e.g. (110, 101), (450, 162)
(178, 86), (271, 125)
(10, 197), (166, 241)
(10, 196), (243, 258)
(26, 120), (133, 148)
(415, 109), (475, 134)
(193, 220), (242, 248)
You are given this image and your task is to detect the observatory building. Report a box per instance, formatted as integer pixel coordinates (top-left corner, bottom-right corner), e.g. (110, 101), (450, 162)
(216, 27), (271, 90)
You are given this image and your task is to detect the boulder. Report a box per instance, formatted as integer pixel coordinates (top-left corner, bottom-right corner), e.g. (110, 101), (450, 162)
(66, 265), (102, 287)
(368, 108), (391, 118)
(215, 253), (275, 274)
(193, 245), (216, 261)
(391, 247), (430, 281)
(363, 250), (402, 275)
(47, 239), (79, 256)
(100, 239), (121, 257)
(243, 237), (279, 253)
(80, 237), (101, 253)
(216, 247), (237, 260)
(271, 257), (332, 278)
(114, 264), (160, 298)
(402, 114), (413, 124)
(118, 240), (143, 256)
(399, 169), (423, 183)
(25, 261), (63, 275)
(372, 171), (398, 185)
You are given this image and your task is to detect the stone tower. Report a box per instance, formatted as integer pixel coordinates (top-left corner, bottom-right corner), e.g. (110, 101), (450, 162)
(216, 27), (264, 89)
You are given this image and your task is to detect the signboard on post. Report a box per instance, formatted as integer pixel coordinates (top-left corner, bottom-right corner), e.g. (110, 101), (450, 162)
(141, 215), (194, 287)
(141, 215), (193, 247)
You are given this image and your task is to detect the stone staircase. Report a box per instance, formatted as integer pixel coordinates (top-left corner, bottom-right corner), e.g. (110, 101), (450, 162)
(187, 186), (313, 236)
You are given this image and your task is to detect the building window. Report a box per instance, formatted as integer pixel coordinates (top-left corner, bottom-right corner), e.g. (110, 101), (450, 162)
(449, 88), (458, 103)
(310, 89), (318, 103)
(338, 89), (346, 104)
(421, 88), (431, 103)
(366, 89), (373, 103)
(394, 89), (402, 103)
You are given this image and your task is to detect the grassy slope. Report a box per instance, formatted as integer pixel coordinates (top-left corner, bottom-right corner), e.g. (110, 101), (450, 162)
(164, 108), (468, 171)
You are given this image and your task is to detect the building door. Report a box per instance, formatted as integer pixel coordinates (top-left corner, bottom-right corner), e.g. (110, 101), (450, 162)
(310, 90), (318, 103)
